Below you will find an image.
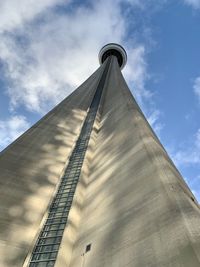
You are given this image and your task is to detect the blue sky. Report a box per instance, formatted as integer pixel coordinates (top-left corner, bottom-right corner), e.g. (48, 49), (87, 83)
(0, 0), (200, 201)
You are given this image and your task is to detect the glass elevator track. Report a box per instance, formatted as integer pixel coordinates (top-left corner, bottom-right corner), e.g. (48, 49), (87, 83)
(29, 57), (111, 267)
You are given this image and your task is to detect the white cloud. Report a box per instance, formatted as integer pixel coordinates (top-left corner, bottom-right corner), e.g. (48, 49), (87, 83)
(147, 109), (164, 136)
(124, 45), (150, 101)
(0, 115), (30, 151)
(170, 128), (200, 167)
(0, 0), (67, 33)
(193, 76), (200, 102)
(183, 0), (200, 9)
(0, 0), (164, 148)
(0, 0), (152, 114)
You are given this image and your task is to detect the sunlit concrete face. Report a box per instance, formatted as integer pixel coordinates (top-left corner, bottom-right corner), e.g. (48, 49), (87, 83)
(0, 44), (200, 267)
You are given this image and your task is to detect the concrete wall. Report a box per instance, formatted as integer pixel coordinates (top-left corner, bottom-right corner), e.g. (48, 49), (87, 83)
(68, 57), (200, 267)
(0, 65), (104, 267)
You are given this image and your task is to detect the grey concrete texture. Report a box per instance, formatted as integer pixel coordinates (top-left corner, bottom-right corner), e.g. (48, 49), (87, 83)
(66, 57), (200, 267)
(0, 66), (104, 267)
(0, 55), (200, 267)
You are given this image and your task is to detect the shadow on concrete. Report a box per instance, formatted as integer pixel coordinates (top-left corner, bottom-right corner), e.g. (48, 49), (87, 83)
(0, 66), (103, 267)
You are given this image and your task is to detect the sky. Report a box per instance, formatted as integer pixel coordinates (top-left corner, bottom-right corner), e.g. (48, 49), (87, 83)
(0, 0), (200, 201)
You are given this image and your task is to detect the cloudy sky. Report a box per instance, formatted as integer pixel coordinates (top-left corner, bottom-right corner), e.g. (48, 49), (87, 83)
(0, 0), (200, 201)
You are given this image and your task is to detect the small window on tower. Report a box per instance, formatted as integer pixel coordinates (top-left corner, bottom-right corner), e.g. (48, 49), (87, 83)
(85, 243), (91, 253)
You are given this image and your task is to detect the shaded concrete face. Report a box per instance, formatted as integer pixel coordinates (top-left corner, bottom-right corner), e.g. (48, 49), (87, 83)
(0, 65), (104, 267)
(1, 55), (200, 267)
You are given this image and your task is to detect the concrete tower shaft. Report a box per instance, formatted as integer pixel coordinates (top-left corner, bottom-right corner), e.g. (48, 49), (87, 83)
(0, 44), (200, 267)
(67, 53), (200, 267)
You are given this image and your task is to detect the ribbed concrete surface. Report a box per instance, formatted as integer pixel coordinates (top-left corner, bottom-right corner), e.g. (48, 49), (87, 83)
(67, 57), (200, 267)
(0, 66), (104, 267)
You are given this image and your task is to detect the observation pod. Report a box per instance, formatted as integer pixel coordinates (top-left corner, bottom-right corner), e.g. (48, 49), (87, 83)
(99, 43), (127, 69)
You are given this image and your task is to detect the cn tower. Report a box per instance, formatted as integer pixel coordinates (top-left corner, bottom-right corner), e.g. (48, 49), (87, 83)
(0, 44), (200, 267)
